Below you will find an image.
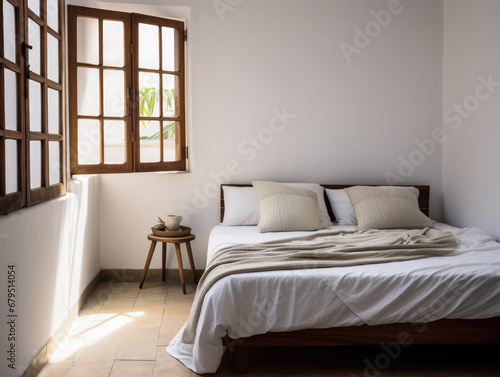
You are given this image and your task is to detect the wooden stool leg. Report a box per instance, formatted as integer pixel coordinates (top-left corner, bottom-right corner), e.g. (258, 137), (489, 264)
(140, 241), (157, 289)
(185, 241), (198, 284)
(175, 243), (186, 294)
(162, 242), (167, 282)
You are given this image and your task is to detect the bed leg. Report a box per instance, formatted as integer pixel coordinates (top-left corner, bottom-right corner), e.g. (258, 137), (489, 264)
(233, 346), (249, 373)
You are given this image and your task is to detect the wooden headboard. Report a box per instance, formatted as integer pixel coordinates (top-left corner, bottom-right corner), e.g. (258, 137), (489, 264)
(220, 184), (430, 223)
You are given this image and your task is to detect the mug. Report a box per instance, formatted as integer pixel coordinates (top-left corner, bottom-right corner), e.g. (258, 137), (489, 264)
(166, 215), (182, 231)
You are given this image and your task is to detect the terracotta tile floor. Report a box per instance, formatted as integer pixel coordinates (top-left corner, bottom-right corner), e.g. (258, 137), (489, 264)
(39, 281), (500, 377)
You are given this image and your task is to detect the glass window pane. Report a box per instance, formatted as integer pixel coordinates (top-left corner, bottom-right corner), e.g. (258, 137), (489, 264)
(140, 121), (160, 162)
(77, 67), (100, 116)
(103, 20), (124, 67)
(162, 74), (178, 117)
(139, 72), (159, 117)
(28, 19), (41, 75)
(28, 0), (40, 16)
(139, 23), (159, 69)
(49, 141), (60, 185)
(104, 121), (125, 164)
(3, 0), (17, 63)
(162, 27), (178, 71)
(78, 119), (100, 165)
(48, 88), (60, 134)
(77, 17), (99, 65)
(47, 0), (59, 32)
(163, 121), (176, 162)
(29, 80), (42, 132)
(103, 70), (124, 117)
(47, 34), (59, 82)
(30, 141), (42, 189)
(4, 69), (18, 131)
(5, 139), (18, 194)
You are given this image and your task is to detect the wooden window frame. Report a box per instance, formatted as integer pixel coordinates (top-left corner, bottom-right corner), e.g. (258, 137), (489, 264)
(68, 6), (187, 175)
(0, 0), (66, 215)
(25, 0), (66, 206)
(68, 6), (133, 174)
(1, 0), (25, 213)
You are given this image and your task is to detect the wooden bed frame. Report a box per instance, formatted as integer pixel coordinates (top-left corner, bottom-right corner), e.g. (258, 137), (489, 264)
(219, 184), (500, 373)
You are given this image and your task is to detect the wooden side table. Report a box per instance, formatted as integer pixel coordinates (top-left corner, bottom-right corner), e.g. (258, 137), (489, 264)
(140, 234), (198, 294)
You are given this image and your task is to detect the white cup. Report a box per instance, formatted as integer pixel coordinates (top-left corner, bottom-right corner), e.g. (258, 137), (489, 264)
(166, 215), (182, 231)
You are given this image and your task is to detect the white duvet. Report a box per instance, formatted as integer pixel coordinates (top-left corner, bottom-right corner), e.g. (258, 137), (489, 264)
(167, 223), (500, 374)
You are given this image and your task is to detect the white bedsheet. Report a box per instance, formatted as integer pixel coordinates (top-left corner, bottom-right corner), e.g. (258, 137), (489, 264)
(168, 223), (500, 374)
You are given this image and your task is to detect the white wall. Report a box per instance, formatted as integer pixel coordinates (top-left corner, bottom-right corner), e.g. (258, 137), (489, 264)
(443, 0), (500, 240)
(0, 176), (101, 377)
(81, 0), (444, 269)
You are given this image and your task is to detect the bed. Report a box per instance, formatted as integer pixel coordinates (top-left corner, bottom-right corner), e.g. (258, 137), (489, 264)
(167, 184), (500, 374)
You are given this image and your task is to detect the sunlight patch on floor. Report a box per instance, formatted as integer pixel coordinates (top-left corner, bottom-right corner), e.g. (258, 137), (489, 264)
(50, 312), (137, 362)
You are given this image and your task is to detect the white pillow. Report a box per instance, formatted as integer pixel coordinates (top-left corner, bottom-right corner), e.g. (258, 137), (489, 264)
(326, 186), (420, 225)
(222, 186), (260, 226)
(221, 183), (333, 226)
(325, 189), (357, 226)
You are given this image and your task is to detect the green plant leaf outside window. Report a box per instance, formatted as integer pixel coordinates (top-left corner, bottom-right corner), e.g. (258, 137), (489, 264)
(139, 87), (175, 140)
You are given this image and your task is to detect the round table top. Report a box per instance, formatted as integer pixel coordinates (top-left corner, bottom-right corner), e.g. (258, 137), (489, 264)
(147, 233), (196, 243)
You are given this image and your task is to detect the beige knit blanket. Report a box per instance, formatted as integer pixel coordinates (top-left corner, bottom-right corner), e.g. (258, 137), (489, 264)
(181, 228), (458, 344)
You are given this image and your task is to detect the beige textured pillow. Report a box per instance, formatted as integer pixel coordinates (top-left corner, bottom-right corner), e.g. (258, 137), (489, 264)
(344, 186), (433, 230)
(252, 181), (327, 232)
